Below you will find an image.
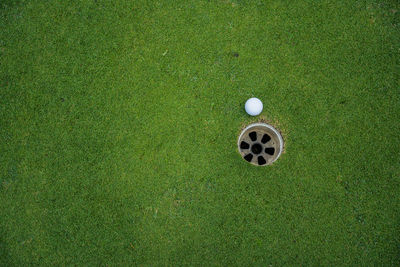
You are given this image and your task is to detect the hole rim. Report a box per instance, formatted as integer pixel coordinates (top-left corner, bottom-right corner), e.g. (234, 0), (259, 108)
(237, 122), (284, 166)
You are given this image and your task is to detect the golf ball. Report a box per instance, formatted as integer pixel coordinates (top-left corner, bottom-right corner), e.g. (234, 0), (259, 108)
(245, 98), (263, 116)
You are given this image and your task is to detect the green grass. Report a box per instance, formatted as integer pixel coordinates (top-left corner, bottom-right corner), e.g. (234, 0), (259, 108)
(1, 0), (399, 265)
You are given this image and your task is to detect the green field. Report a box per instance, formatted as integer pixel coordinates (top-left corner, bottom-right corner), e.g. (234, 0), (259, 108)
(1, 0), (399, 265)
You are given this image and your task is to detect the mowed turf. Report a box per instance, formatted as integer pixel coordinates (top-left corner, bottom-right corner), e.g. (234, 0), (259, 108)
(1, 0), (399, 265)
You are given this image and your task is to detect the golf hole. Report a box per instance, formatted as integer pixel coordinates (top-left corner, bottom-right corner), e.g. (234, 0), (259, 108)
(237, 122), (284, 166)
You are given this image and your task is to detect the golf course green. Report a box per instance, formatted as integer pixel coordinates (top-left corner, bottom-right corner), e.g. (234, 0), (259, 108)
(1, 0), (399, 265)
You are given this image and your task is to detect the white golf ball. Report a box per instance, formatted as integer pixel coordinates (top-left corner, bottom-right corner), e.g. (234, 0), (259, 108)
(245, 97), (263, 116)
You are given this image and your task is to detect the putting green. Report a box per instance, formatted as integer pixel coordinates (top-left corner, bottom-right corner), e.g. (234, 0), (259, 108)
(1, 0), (399, 265)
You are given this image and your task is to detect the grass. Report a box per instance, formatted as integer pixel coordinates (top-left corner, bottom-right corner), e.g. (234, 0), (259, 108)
(1, 0), (399, 265)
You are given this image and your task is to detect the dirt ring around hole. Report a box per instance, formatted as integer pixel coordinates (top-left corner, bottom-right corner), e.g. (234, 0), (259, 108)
(238, 122), (284, 166)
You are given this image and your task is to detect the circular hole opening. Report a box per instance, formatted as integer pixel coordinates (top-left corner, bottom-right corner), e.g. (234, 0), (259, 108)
(251, 143), (262, 154)
(238, 122), (284, 166)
